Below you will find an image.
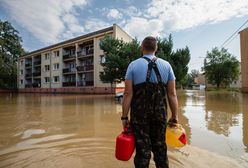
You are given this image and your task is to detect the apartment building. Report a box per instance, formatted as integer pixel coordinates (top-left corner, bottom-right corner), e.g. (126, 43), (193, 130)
(18, 24), (133, 94)
(240, 27), (248, 93)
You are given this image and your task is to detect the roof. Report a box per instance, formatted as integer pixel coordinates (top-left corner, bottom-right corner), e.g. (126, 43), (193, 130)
(21, 26), (114, 57)
(239, 27), (248, 34)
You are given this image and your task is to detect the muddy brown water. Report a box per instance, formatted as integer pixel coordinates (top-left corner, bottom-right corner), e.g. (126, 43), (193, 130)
(0, 90), (247, 168)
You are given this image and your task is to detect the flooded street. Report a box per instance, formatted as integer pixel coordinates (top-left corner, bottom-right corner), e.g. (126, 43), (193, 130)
(0, 91), (247, 168)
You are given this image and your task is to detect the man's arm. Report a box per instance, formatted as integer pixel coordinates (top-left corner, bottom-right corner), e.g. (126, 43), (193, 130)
(122, 80), (133, 128)
(166, 80), (178, 122)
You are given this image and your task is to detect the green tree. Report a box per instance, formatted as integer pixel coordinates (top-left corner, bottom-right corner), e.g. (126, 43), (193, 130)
(157, 35), (190, 85)
(0, 20), (24, 89)
(100, 35), (190, 88)
(203, 47), (239, 88)
(99, 35), (140, 90)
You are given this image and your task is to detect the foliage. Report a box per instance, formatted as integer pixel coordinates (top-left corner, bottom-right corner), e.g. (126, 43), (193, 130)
(99, 35), (141, 84)
(157, 35), (190, 85)
(0, 20), (25, 89)
(100, 34), (190, 86)
(203, 47), (239, 88)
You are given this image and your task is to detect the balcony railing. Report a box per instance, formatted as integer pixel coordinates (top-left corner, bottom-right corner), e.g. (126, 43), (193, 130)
(77, 81), (93, 86)
(63, 53), (76, 60)
(77, 50), (93, 57)
(25, 73), (32, 78)
(25, 63), (32, 67)
(33, 60), (41, 66)
(33, 72), (41, 77)
(32, 83), (41, 88)
(25, 84), (32, 88)
(76, 65), (93, 71)
(63, 68), (76, 73)
(62, 82), (76, 87)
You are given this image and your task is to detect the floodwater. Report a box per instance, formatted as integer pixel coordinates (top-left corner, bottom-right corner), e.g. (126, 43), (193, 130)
(0, 90), (247, 168)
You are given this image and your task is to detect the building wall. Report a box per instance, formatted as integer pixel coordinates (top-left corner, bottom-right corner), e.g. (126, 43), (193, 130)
(114, 24), (133, 43)
(18, 58), (25, 88)
(240, 27), (248, 93)
(18, 24), (132, 94)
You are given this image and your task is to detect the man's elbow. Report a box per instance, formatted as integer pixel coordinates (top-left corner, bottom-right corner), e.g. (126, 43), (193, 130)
(167, 89), (177, 98)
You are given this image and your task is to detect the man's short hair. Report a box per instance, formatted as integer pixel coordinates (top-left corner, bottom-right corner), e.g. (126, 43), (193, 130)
(142, 36), (157, 52)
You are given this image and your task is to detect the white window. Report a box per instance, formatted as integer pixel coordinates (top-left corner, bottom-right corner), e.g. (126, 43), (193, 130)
(45, 53), (50, 60)
(20, 60), (23, 66)
(20, 70), (23, 75)
(54, 51), (60, 57)
(20, 80), (23, 84)
(45, 65), (50, 71)
(53, 76), (60, 82)
(53, 63), (59, 70)
(45, 77), (50, 83)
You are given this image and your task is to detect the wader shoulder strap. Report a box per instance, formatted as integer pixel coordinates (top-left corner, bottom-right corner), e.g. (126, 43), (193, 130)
(142, 57), (162, 83)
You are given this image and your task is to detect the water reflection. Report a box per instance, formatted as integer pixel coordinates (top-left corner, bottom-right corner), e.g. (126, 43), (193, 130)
(242, 94), (248, 152)
(205, 92), (242, 137)
(0, 92), (247, 167)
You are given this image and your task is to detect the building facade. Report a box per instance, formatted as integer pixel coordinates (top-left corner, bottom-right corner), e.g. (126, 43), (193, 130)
(240, 27), (248, 93)
(18, 24), (133, 94)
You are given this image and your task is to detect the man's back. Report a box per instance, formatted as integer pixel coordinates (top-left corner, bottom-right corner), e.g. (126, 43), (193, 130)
(125, 54), (175, 85)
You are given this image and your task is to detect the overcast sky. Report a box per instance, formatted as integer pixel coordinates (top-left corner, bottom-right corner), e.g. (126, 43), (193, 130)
(1, 0), (248, 71)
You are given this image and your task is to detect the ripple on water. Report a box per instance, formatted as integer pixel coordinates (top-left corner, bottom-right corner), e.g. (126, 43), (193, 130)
(0, 134), (247, 168)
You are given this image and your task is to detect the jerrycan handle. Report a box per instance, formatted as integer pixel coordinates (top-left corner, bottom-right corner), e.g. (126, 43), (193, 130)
(123, 127), (132, 134)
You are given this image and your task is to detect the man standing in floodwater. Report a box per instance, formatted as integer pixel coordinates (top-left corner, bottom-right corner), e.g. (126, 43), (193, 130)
(121, 36), (179, 168)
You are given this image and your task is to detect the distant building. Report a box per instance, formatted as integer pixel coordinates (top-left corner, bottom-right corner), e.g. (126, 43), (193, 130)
(240, 27), (248, 93)
(17, 24), (133, 94)
(194, 66), (241, 89)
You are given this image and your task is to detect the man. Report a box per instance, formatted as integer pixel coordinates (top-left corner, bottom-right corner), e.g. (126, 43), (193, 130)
(121, 36), (179, 168)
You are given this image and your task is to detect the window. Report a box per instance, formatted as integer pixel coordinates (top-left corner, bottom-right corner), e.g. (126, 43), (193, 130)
(20, 70), (23, 75)
(45, 53), (50, 60)
(45, 77), (50, 83)
(54, 51), (60, 57)
(20, 80), (23, 84)
(20, 60), (23, 66)
(53, 76), (60, 82)
(100, 55), (106, 64)
(53, 63), (59, 70)
(45, 65), (50, 71)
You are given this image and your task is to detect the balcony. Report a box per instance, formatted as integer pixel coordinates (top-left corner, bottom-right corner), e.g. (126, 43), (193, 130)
(33, 71), (41, 77)
(25, 73), (32, 78)
(63, 68), (76, 74)
(76, 65), (93, 72)
(25, 63), (32, 68)
(32, 83), (41, 88)
(25, 84), (32, 88)
(78, 81), (93, 86)
(62, 82), (76, 87)
(77, 49), (93, 58)
(33, 60), (41, 66)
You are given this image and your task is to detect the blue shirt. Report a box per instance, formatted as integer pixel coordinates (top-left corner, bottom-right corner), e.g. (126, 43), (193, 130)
(125, 54), (176, 85)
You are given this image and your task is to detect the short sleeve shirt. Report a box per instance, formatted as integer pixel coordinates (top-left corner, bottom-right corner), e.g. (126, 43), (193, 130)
(125, 54), (176, 85)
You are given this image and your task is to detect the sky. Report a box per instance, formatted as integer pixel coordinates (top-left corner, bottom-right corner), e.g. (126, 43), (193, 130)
(0, 0), (248, 72)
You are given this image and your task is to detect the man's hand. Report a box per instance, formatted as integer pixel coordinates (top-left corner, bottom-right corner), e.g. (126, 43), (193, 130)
(122, 119), (130, 128)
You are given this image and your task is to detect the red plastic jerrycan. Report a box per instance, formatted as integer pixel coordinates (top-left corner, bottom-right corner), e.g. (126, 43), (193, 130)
(115, 127), (135, 161)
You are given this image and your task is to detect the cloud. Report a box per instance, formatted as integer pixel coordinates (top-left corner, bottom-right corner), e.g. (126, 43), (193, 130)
(106, 9), (123, 19)
(84, 18), (110, 32)
(124, 0), (248, 38)
(124, 17), (164, 39)
(1, 0), (88, 44)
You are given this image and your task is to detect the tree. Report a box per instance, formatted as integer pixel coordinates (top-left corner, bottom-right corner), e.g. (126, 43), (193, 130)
(99, 35), (141, 89)
(157, 35), (190, 85)
(0, 20), (24, 89)
(100, 34), (190, 88)
(203, 47), (239, 88)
